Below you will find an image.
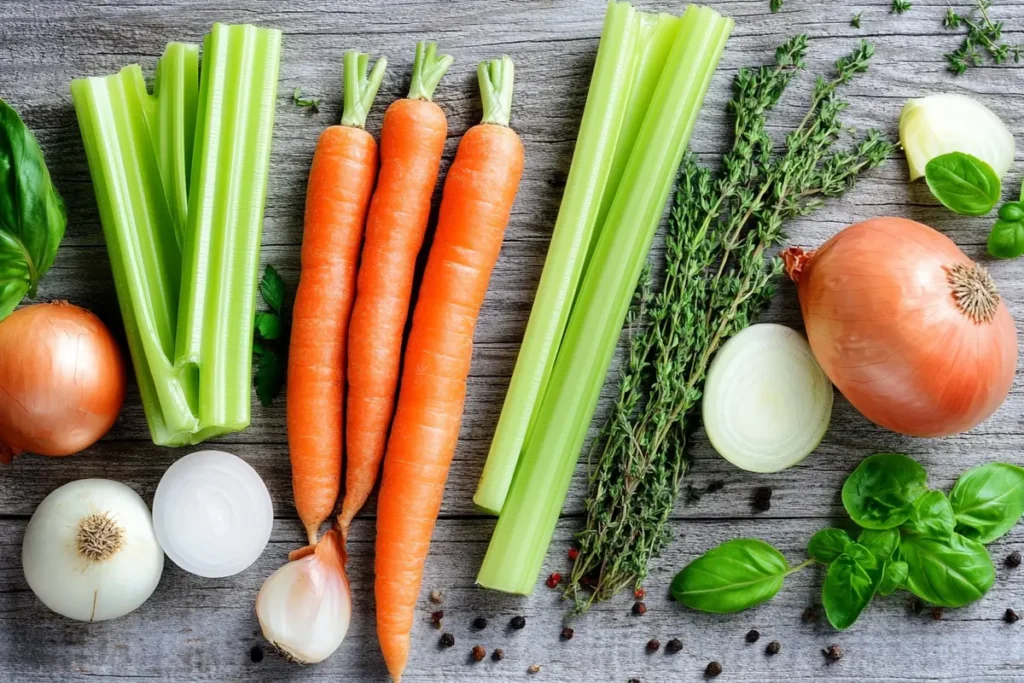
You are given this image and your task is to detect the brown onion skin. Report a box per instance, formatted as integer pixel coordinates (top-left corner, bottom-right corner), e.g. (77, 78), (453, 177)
(0, 303), (126, 456)
(785, 218), (1017, 438)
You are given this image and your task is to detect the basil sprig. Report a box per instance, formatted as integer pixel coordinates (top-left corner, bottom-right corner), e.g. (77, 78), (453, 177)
(672, 454), (1024, 630)
(924, 151), (1001, 216)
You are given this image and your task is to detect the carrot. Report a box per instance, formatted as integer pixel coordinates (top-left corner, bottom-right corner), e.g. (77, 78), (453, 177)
(375, 56), (524, 681)
(287, 51), (386, 546)
(339, 42), (453, 538)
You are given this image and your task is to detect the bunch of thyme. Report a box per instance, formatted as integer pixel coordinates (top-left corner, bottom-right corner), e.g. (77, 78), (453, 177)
(944, 0), (1022, 74)
(566, 36), (895, 610)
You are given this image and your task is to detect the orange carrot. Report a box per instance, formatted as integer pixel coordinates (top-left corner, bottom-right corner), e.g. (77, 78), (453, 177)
(375, 56), (524, 681)
(287, 51), (386, 546)
(340, 43), (453, 538)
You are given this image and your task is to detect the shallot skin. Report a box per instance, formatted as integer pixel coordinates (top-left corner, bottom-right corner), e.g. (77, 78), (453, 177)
(0, 303), (126, 456)
(787, 218), (1017, 438)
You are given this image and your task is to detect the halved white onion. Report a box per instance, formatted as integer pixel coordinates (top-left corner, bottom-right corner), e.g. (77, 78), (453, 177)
(900, 93), (1015, 181)
(702, 324), (833, 473)
(152, 450), (273, 578)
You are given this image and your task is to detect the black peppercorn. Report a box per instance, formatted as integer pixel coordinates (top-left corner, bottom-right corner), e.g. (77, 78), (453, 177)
(665, 638), (683, 654)
(766, 640), (781, 655)
(1007, 551), (1022, 568)
(745, 629), (760, 643)
(706, 480), (724, 493)
(802, 605), (819, 623)
(628, 679), (641, 683)
(472, 616), (487, 630)
(1005, 608), (1020, 623)
(472, 645), (486, 662)
(705, 660), (723, 677)
(753, 486), (772, 511)
(632, 601), (647, 616)
(510, 615), (527, 630)
(646, 638), (660, 652)
(492, 648), (505, 662)
(561, 626), (575, 640)
(439, 633), (455, 648)
(823, 644), (843, 664)
(249, 645), (264, 663)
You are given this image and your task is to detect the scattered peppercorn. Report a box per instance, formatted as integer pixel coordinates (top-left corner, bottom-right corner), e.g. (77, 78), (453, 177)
(472, 645), (486, 662)
(823, 644), (844, 664)
(249, 645), (264, 663)
(568, 547), (579, 561)
(634, 587), (646, 600)
(706, 479), (724, 493)
(1007, 551), (1022, 568)
(528, 664), (541, 674)
(492, 648), (505, 662)
(1005, 608), (1020, 624)
(561, 627), (575, 640)
(429, 589), (444, 604)
(628, 679), (641, 683)
(705, 660), (723, 677)
(909, 597), (925, 614)
(753, 486), (772, 511)
(766, 640), (781, 655)
(745, 629), (760, 643)
(802, 605), (819, 623)
(546, 572), (562, 589)
(472, 617), (488, 630)
(646, 638), (660, 653)
(439, 633), (455, 648)
(931, 607), (943, 621)
(666, 638), (683, 654)
(632, 601), (647, 616)
(510, 615), (527, 630)
(431, 610), (444, 623)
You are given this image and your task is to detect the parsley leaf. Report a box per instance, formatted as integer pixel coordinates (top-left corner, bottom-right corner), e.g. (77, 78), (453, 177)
(260, 265), (285, 313)
(253, 265), (288, 405)
(254, 343), (284, 407)
(255, 311), (282, 340)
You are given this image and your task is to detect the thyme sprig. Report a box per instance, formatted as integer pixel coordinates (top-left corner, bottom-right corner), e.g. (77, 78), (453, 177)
(566, 37), (895, 610)
(944, 0), (1022, 74)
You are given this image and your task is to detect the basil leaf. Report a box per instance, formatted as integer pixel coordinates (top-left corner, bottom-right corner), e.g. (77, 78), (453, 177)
(950, 463), (1024, 543)
(878, 560), (908, 596)
(808, 528), (853, 563)
(857, 528), (900, 561)
(899, 533), (994, 607)
(924, 152), (1001, 216)
(987, 217), (1024, 259)
(671, 539), (789, 613)
(903, 489), (955, 539)
(822, 546), (880, 630)
(0, 99), (66, 321)
(842, 540), (880, 571)
(842, 453), (928, 529)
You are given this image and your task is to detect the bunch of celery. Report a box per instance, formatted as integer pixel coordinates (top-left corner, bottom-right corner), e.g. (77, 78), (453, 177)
(477, 3), (732, 593)
(71, 24), (281, 446)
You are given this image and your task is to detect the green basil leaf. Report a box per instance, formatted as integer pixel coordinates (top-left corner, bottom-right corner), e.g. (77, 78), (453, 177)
(671, 539), (788, 613)
(987, 218), (1024, 259)
(842, 540), (880, 571)
(857, 528), (900, 561)
(808, 528), (853, 563)
(903, 490), (955, 539)
(899, 533), (994, 607)
(0, 99), (66, 321)
(924, 152), (1001, 216)
(842, 453), (928, 529)
(822, 547), (880, 630)
(998, 202), (1024, 222)
(950, 463), (1024, 543)
(878, 560), (908, 596)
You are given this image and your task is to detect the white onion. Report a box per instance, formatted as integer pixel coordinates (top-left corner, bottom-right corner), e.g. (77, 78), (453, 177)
(152, 450), (273, 578)
(22, 479), (164, 622)
(702, 324), (833, 473)
(900, 93), (1015, 181)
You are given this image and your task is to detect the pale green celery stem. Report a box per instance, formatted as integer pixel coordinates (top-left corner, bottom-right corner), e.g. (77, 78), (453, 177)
(175, 23), (282, 439)
(477, 6), (733, 594)
(70, 49), (201, 444)
(473, 0), (640, 515)
(341, 50), (387, 128)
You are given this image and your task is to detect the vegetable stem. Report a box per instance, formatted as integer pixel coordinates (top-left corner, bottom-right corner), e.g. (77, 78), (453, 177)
(407, 41), (453, 102)
(478, 56), (515, 127)
(341, 50), (387, 129)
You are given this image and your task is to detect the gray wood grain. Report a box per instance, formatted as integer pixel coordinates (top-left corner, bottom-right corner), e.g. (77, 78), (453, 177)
(2, 0), (1024, 680)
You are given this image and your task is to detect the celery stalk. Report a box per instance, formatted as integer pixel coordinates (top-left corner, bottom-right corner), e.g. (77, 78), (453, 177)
(478, 5), (733, 594)
(473, 1), (641, 515)
(175, 23), (281, 440)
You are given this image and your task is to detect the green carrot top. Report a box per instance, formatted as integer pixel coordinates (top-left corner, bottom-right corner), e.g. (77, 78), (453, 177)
(408, 41), (453, 102)
(478, 56), (515, 127)
(341, 50), (387, 129)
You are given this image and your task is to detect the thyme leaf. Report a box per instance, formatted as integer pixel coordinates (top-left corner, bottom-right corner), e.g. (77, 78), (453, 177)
(292, 87), (321, 113)
(944, 0), (1022, 74)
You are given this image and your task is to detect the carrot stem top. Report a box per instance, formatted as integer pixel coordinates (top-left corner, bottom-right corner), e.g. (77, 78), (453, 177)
(408, 41), (453, 102)
(478, 56), (515, 127)
(341, 50), (387, 129)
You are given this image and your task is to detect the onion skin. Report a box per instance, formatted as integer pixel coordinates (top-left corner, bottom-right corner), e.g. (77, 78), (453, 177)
(784, 218), (1017, 438)
(0, 303), (126, 457)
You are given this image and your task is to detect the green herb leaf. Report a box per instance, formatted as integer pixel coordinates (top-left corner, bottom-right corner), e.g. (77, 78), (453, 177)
(671, 539), (789, 613)
(858, 528), (900, 561)
(851, 12), (862, 28)
(260, 265), (285, 312)
(891, 0), (912, 14)
(255, 311), (282, 341)
(878, 560), (909, 596)
(943, 1), (1022, 75)
(924, 152), (1001, 216)
(291, 87), (321, 113)
(903, 489), (956, 539)
(822, 546), (880, 630)
(770, 0), (783, 12)
(842, 453), (928, 529)
(0, 99), (66, 321)
(988, 217), (1024, 259)
(899, 533), (994, 607)
(254, 346), (284, 407)
(950, 463), (1024, 543)
(808, 528), (853, 563)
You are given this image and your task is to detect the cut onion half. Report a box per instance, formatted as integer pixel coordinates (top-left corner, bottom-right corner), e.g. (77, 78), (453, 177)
(702, 324), (833, 473)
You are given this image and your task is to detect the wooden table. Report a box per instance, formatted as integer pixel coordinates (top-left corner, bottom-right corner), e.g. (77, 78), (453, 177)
(2, 0), (1023, 680)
